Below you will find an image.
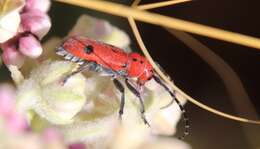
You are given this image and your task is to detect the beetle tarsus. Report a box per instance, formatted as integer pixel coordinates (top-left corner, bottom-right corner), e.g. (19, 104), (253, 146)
(60, 61), (90, 85)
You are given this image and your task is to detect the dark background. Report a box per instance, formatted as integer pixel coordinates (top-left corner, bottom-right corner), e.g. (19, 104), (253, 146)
(1, 0), (260, 149)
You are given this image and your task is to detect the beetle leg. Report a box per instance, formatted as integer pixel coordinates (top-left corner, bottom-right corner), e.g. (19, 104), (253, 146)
(62, 61), (93, 84)
(125, 79), (150, 126)
(113, 79), (125, 121)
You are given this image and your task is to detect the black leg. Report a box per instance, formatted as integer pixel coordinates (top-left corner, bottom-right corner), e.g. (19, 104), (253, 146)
(62, 61), (91, 84)
(125, 79), (150, 126)
(113, 79), (125, 120)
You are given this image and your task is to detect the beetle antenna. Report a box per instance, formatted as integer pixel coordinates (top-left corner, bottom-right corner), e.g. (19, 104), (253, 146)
(153, 74), (189, 139)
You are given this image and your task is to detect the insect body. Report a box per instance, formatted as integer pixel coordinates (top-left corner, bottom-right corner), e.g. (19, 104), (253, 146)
(56, 36), (189, 139)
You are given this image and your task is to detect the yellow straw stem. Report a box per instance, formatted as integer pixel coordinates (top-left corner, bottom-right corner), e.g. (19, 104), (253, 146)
(56, 0), (260, 50)
(131, 0), (142, 7)
(0, 0), (10, 14)
(137, 0), (191, 10)
(128, 17), (260, 124)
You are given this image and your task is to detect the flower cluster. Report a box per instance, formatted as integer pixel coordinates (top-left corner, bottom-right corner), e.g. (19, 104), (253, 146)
(0, 0), (51, 67)
(0, 2), (190, 147)
(0, 84), (76, 149)
(0, 84), (27, 134)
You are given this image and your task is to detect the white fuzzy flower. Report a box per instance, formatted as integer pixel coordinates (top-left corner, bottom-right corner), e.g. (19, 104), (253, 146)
(17, 61), (87, 124)
(68, 15), (130, 49)
(57, 75), (187, 148)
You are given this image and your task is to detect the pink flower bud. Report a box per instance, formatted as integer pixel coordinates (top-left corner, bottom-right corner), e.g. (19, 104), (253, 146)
(0, 84), (28, 134)
(69, 143), (86, 149)
(25, 0), (51, 13)
(19, 34), (43, 58)
(0, 84), (15, 116)
(42, 128), (63, 143)
(1, 45), (25, 67)
(21, 10), (51, 39)
(6, 111), (28, 134)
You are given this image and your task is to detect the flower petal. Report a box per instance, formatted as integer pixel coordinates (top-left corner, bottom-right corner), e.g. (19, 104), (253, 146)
(68, 15), (130, 48)
(24, 0), (51, 13)
(6, 111), (28, 134)
(0, 0), (25, 43)
(17, 61), (87, 125)
(19, 34), (43, 58)
(139, 137), (191, 149)
(68, 143), (86, 149)
(145, 79), (187, 135)
(1, 45), (25, 67)
(0, 84), (15, 117)
(21, 10), (51, 39)
(0, 84), (28, 133)
(60, 115), (118, 147)
(0, 10), (21, 43)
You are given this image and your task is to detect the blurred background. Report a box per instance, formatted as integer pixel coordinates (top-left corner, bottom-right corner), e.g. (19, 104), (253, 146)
(1, 0), (259, 149)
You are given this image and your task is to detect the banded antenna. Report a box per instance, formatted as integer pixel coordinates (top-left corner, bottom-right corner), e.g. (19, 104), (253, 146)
(153, 74), (189, 139)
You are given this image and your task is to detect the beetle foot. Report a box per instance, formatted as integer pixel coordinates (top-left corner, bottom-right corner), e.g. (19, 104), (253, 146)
(59, 75), (70, 86)
(118, 110), (123, 120)
(141, 113), (150, 127)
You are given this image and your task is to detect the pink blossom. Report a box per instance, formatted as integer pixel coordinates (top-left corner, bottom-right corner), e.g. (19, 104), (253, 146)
(1, 38), (25, 67)
(21, 9), (51, 39)
(0, 84), (28, 133)
(0, 84), (15, 116)
(42, 128), (63, 143)
(69, 143), (86, 149)
(6, 111), (28, 134)
(19, 34), (43, 58)
(0, 0), (51, 67)
(24, 0), (51, 13)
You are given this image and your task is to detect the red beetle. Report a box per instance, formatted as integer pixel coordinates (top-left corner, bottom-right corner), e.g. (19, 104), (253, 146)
(56, 36), (189, 139)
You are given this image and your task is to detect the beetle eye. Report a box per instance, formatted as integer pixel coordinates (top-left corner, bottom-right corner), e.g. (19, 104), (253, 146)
(85, 45), (94, 54)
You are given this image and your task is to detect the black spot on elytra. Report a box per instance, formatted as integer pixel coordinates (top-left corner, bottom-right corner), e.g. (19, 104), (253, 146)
(140, 61), (144, 64)
(112, 49), (118, 53)
(85, 45), (94, 54)
(132, 58), (137, 61)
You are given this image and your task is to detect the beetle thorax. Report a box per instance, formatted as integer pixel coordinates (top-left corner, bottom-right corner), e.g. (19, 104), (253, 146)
(127, 53), (153, 85)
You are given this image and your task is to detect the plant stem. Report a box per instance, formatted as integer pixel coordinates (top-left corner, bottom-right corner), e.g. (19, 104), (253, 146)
(56, 0), (260, 50)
